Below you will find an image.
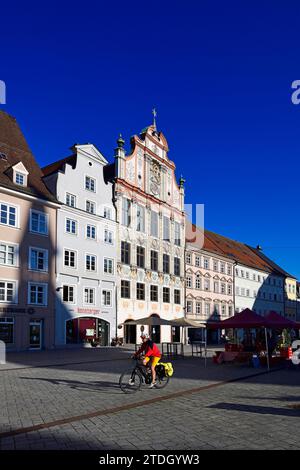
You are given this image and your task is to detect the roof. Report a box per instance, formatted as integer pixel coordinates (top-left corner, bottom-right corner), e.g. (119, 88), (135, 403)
(42, 154), (76, 177)
(103, 162), (115, 183)
(186, 219), (294, 277)
(0, 111), (57, 202)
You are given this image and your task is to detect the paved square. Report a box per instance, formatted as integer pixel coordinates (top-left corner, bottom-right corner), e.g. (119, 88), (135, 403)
(0, 348), (299, 450)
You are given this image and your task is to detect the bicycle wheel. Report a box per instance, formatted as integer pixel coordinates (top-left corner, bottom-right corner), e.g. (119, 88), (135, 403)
(155, 373), (170, 389)
(119, 368), (142, 393)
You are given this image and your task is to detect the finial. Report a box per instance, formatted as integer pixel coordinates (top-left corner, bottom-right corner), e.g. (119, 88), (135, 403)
(179, 175), (185, 188)
(152, 108), (157, 129)
(117, 133), (125, 148)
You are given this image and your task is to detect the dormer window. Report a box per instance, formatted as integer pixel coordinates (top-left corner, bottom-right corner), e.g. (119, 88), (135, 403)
(15, 172), (25, 186)
(12, 162), (29, 187)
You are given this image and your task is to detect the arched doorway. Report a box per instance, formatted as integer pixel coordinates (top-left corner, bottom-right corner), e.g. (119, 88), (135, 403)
(124, 320), (136, 344)
(66, 317), (110, 346)
(150, 314), (161, 343)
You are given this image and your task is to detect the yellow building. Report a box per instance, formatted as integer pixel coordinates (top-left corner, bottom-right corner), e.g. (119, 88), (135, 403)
(285, 277), (297, 320)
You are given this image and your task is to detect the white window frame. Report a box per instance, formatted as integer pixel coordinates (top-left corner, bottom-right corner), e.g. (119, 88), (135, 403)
(186, 300), (193, 313)
(196, 302), (201, 315)
(186, 253), (192, 264)
(136, 204), (145, 233)
(195, 255), (201, 267)
(174, 221), (181, 246)
(163, 216), (170, 242)
(122, 198), (131, 227)
(28, 282), (48, 306)
(86, 200), (96, 215)
(0, 201), (18, 228)
(103, 206), (112, 219)
(28, 247), (48, 272)
(204, 258), (209, 270)
(63, 248), (77, 268)
(0, 241), (18, 267)
(15, 171), (26, 186)
(65, 192), (76, 207)
(62, 284), (76, 304)
(30, 209), (48, 235)
(86, 224), (97, 240)
(104, 257), (114, 275)
(85, 175), (96, 192)
(150, 211), (158, 238)
(102, 289), (112, 307)
(85, 254), (97, 272)
(65, 218), (77, 235)
(84, 287), (96, 305)
(0, 280), (18, 303)
(104, 228), (113, 245)
(186, 276), (192, 289)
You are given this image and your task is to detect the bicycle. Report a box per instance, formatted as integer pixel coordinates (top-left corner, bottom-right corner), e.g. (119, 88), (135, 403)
(119, 357), (170, 393)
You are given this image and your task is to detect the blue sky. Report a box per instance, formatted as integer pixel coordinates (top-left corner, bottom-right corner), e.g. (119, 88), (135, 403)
(1, 0), (300, 278)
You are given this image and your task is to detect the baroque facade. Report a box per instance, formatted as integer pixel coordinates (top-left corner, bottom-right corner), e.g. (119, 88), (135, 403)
(107, 123), (185, 343)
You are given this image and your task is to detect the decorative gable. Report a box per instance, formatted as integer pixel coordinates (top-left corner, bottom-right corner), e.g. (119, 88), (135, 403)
(12, 161), (29, 187)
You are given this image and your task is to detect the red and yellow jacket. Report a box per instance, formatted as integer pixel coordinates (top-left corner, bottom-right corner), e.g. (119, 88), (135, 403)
(136, 340), (161, 358)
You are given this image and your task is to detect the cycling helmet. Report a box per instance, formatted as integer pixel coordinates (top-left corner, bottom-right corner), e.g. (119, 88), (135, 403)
(140, 333), (149, 339)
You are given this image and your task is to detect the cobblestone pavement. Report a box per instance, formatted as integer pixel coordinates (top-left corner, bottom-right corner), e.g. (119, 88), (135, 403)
(0, 348), (299, 450)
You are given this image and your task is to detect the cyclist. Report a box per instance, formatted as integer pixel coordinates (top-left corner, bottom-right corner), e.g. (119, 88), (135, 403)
(134, 333), (161, 388)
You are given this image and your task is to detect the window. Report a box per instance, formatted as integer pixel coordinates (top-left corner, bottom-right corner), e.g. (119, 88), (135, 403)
(174, 289), (181, 304)
(241, 288), (245, 296)
(62, 285), (74, 303)
(122, 198), (131, 227)
(163, 254), (170, 274)
(0, 243), (17, 266)
(220, 263), (225, 274)
(195, 256), (201, 267)
(174, 222), (181, 246)
(136, 205), (145, 232)
(205, 303), (210, 316)
(151, 211), (158, 237)
(137, 283), (145, 300)
(137, 246), (145, 268)
(84, 288), (95, 305)
(151, 250), (158, 271)
(221, 305), (226, 316)
(65, 218), (77, 235)
(15, 172), (25, 186)
(86, 200), (96, 214)
(236, 286), (240, 295)
(86, 254), (96, 271)
(102, 290), (112, 307)
(186, 300), (192, 313)
(228, 306), (233, 317)
(0, 281), (16, 303)
(186, 276), (192, 288)
(253, 273), (256, 281)
(150, 285), (158, 302)
(28, 283), (47, 306)
(196, 302), (201, 315)
(213, 260), (218, 272)
(246, 271), (249, 279)
(258, 275), (261, 283)
(163, 216), (170, 241)
(241, 270), (244, 278)
(29, 248), (48, 271)
(103, 207), (112, 219)
(174, 257), (180, 276)
(227, 265), (232, 275)
(0, 317), (14, 343)
(186, 253), (191, 264)
(221, 283), (226, 294)
(253, 290), (257, 298)
(163, 287), (170, 303)
(1, 204), (17, 227)
(85, 176), (96, 192)
(214, 281), (219, 293)
(30, 210), (48, 234)
(86, 225), (96, 240)
(64, 249), (76, 268)
(235, 268), (239, 276)
(204, 258), (209, 270)
(204, 279), (210, 291)
(195, 276), (201, 289)
(121, 280), (130, 299)
(66, 193), (76, 207)
(121, 241), (130, 264)
(104, 258), (114, 274)
(104, 229), (113, 244)
(246, 289), (250, 297)
(228, 284), (232, 295)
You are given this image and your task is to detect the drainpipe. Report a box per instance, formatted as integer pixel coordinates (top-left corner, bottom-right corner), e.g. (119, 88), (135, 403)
(112, 177), (119, 341)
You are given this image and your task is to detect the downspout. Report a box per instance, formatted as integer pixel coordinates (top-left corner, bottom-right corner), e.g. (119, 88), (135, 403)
(112, 177), (118, 341)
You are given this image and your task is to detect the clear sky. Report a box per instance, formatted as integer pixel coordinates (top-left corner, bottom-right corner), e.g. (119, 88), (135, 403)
(1, 0), (300, 278)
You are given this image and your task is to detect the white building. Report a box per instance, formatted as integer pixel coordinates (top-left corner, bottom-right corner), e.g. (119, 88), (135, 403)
(106, 123), (186, 344)
(43, 144), (117, 346)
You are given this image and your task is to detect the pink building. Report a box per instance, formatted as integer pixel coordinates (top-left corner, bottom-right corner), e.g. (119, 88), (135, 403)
(0, 111), (58, 350)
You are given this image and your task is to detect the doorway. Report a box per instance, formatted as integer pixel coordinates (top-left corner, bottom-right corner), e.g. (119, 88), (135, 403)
(124, 322), (136, 344)
(29, 321), (42, 350)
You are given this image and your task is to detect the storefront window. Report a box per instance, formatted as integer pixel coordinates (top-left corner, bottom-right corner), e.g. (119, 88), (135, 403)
(0, 317), (14, 343)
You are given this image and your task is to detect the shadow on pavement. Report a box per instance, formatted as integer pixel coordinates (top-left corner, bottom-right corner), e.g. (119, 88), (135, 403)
(209, 402), (300, 417)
